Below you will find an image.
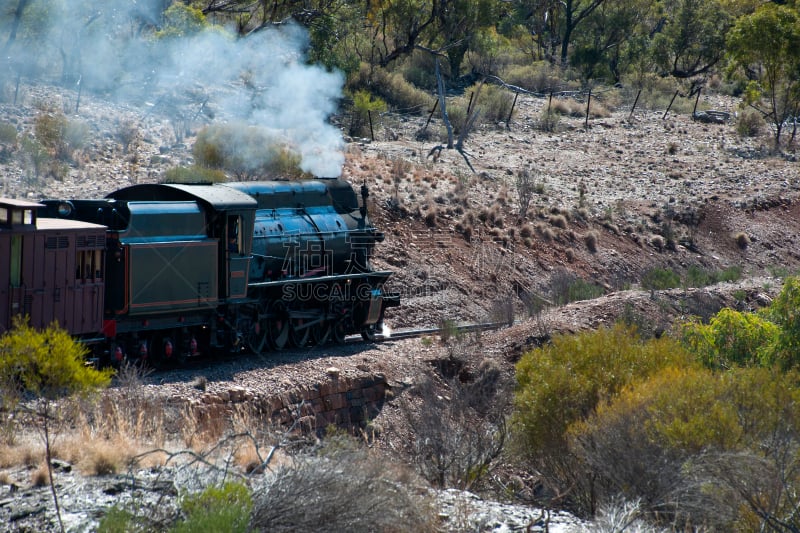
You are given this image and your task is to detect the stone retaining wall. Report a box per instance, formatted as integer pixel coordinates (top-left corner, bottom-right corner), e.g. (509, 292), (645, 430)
(189, 370), (389, 434)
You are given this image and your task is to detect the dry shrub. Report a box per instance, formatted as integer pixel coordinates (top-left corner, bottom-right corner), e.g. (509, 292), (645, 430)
(585, 231), (599, 253)
(31, 462), (51, 487)
(547, 98), (575, 116)
(0, 436), (44, 468)
(536, 223), (555, 241)
(350, 63), (433, 113)
(250, 438), (436, 532)
(519, 224), (533, 239)
(735, 232), (750, 249)
(402, 363), (510, 491)
(234, 441), (265, 474)
(549, 214), (568, 229)
(501, 62), (576, 93)
(81, 437), (137, 476)
(424, 208), (437, 227)
(539, 106), (560, 132)
(650, 234), (665, 250)
(736, 109), (766, 138)
(117, 119), (139, 153)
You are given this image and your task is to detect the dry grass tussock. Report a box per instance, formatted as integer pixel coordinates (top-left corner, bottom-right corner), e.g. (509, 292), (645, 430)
(0, 367), (284, 479)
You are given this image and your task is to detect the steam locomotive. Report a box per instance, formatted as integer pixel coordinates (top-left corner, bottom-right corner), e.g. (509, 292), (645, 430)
(0, 179), (398, 366)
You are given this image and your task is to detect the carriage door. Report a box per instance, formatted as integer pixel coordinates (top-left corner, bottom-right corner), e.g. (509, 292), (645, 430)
(226, 214), (248, 300)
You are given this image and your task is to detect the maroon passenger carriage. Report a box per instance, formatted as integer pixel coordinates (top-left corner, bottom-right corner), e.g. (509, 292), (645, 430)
(0, 198), (106, 341)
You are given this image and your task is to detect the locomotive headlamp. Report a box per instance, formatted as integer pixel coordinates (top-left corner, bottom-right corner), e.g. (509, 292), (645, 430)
(57, 201), (74, 217)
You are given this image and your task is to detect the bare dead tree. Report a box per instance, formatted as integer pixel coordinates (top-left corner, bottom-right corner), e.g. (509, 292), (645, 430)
(250, 438), (435, 532)
(422, 47), (482, 173)
(402, 360), (510, 491)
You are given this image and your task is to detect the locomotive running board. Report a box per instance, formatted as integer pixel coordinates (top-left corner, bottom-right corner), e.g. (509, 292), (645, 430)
(248, 271), (394, 288)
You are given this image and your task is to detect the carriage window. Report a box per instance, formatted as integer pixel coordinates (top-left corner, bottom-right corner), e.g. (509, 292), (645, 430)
(92, 250), (103, 279)
(10, 235), (21, 287)
(23, 209), (32, 225)
(76, 251), (85, 280)
(11, 209), (22, 225)
(0, 207), (7, 225)
(76, 250), (103, 281)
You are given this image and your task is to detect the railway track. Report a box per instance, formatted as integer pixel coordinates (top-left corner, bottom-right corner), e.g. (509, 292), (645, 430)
(144, 321), (511, 374)
(350, 321), (509, 343)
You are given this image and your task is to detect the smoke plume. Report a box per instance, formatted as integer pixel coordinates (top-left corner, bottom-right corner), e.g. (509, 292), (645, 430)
(4, 1), (345, 177)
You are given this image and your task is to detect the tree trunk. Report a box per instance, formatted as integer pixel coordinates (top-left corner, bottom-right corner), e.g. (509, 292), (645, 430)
(42, 401), (65, 533)
(1, 0), (30, 59)
(435, 59), (454, 149)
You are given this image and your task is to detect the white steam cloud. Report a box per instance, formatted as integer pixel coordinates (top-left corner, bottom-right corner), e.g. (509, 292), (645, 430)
(7, 1), (345, 177)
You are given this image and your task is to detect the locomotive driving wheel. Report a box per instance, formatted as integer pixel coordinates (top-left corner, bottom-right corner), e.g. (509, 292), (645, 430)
(268, 302), (290, 351)
(331, 320), (347, 344)
(289, 317), (310, 348)
(361, 324), (378, 342)
(310, 320), (331, 346)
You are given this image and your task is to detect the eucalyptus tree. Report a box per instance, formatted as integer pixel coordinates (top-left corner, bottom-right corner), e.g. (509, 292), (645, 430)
(727, 4), (800, 148)
(651, 0), (733, 79)
(513, 0), (613, 66)
(568, 0), (656, 82)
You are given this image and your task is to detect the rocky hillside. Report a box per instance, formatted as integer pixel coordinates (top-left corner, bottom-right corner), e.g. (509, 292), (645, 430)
(1, 80), (799, 531)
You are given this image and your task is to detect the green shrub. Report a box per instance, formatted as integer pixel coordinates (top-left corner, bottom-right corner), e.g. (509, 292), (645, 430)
(34, 108), (88, 161)
(548, 270), (605, 306)
(681, 308), (780, 369)
(762, 277), (800, 368)
(467, 83), (514, 123)
(19, 136), (49, 178)
(513, 323), (695, 457)
(684, 264), (743, 288)
(398, 52), (438, 90)
(350, 63), (433, 114)
(444, 101), (468, 133)
(619, 73), (694, 113)
(349, 89), (387, 137)
(736, 108), (766, 137)
(501, 62), (576, 93)
(569, 366), (800, 527)
(0, 122), (17, 145)
(193, 124), (309, 180)
(717, 265), (743, 283)
(163, 165), (227, 184)
(513, 324), (696, 515)
(97, 506), (138, 533)
(171, 482), (252, 533)
(564, 278), (605, 303)
(641, 267), (681, 291)
(155, 3), (209, 39)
